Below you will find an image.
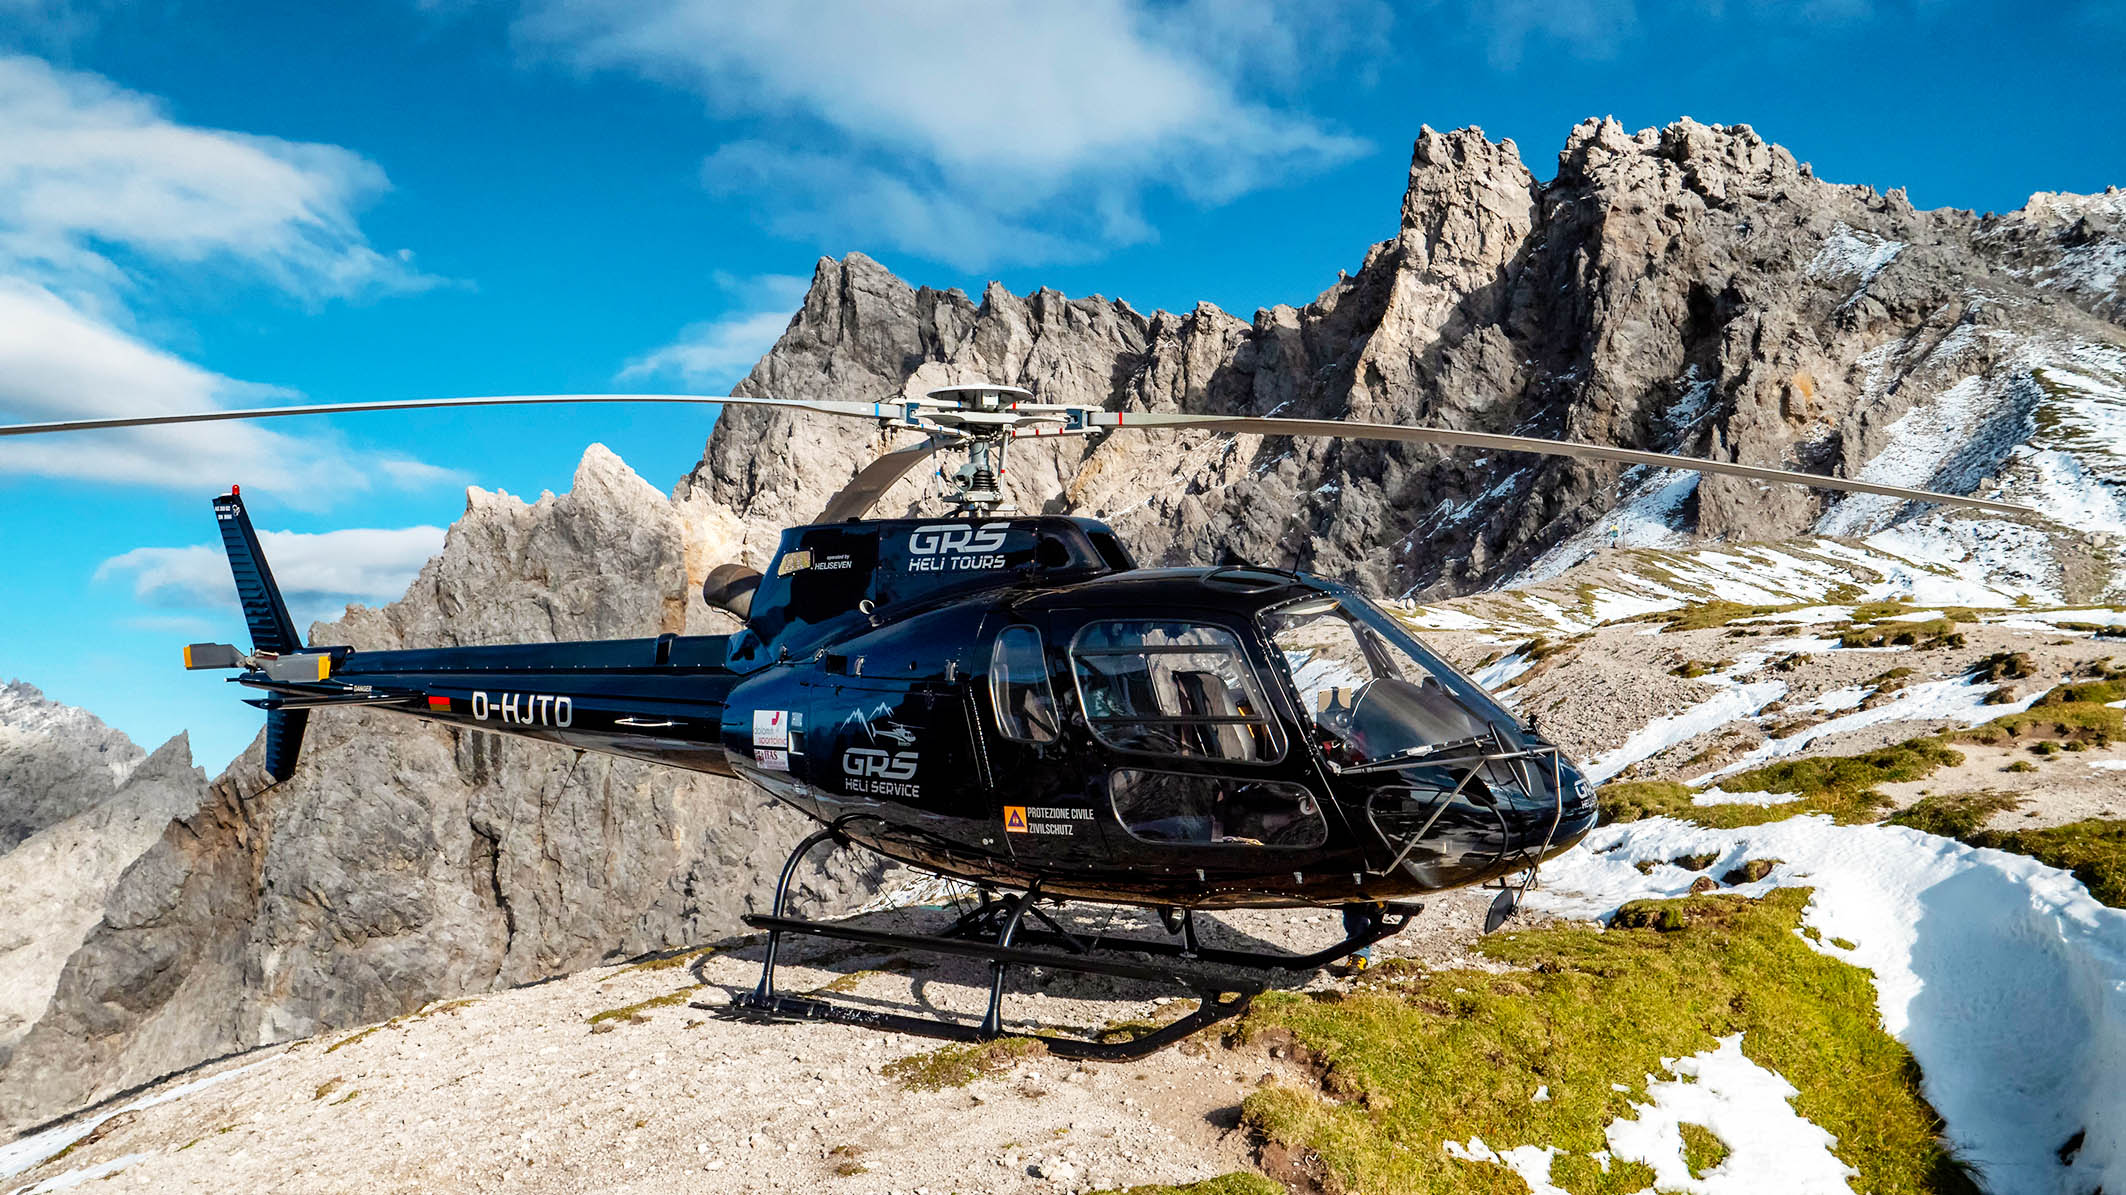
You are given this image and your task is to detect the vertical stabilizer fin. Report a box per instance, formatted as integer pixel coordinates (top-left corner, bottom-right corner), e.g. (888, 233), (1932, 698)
(212, 489), (304, 655)
(264, 709), (309, 783)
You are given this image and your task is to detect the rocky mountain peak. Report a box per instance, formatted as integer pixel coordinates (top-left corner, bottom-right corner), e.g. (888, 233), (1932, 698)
(0, 681), (149, 856)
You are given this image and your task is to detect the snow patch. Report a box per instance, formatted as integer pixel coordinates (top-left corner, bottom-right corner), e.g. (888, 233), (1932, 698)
(1444, 1036), (1854, 1194)
(2005, 608), (2126, 629)
(1802, 687), (1872, 713)
(1586, 681), (1787, 784)
(1441, 1138), (1568, 1194)
(0, 1056), (281, 1181)
(1815, 374), (2032, 539)
(1806, 223), (1905, 285)
(6, 1153), (150, 1195)
(1606, 1034), (1856, 1194)
(1401, 605), (1487, 632)
(1518, 467), (1698, 584)
(1473, 651), (1534, 689)
(1695, 678), (2039, 783)
(1535, 816), (2126, 1193)
(1692, 787), (1801, 808)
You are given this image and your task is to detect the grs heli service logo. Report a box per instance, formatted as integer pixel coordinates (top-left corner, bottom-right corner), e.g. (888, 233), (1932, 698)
(906, 522), (1009, 573)
(840, 700), (921, 798)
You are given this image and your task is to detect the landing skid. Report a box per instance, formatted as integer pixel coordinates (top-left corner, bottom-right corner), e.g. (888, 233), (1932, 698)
(724, 823), (1418, 1060)
(940, 890), (1421, 971)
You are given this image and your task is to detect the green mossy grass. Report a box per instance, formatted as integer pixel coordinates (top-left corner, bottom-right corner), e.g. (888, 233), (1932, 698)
(1630, 602), (1791, 632)
(1086, 1176), (1283, 1195)
(1671, 659), (1731, 679)
(1600, 738), (1962, 830)
(1888, 791), (2023, 839)
(1837, 620), (1964, 649)
(880, 1037), (1045, 1090)
(1954, 677), (2122, 750)
(1238, 889), (1973, 1195)
(587, 986), (703, 1027)
(1679, 1121), (1731, 1177)
(1969, 821), (2126, 908)
(614, 948), (712, 976)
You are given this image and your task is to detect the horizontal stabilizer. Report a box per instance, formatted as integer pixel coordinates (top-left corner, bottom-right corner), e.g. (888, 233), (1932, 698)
(183, 643), (245, 670)
(260, 653), (333, 683)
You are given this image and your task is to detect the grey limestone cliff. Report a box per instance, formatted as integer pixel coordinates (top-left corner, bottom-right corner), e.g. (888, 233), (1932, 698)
(690, 118), (2123, 599)
(0, 682), (149, 856)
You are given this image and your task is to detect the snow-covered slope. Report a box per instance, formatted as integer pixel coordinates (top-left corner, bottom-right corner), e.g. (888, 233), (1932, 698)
(1538, 818), (2126, 1195)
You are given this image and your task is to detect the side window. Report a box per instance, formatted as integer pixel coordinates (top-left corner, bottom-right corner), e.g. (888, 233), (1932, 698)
(1109, 770), (1326, 848)
(989, 626), (1060, 744)
(1071, 621), (1280, 762)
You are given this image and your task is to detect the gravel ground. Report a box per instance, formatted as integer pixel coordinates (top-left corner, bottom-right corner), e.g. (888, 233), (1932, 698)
(2, 888), (1518, 1195)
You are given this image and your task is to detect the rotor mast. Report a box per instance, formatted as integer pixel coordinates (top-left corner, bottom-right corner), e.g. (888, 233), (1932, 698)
(922, 383), (1035, 516)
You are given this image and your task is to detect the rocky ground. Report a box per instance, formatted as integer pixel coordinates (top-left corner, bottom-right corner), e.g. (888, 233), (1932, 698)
(0, 887), (1520, 1195)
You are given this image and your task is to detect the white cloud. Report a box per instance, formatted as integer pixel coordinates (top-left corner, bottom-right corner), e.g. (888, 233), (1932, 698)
(0, 54), (434, 303)
(514, 0), (1375, 267)
(97, 524), (449, 630)
(0, 56), (454, 504)
(0, 279), (457, 506)
(1471, 0), (1637, 66)
(694, 146), (1103, 270)
(619, 272), (810, 387)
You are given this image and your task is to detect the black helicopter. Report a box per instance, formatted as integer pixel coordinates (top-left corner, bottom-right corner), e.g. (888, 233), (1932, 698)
(3, 383), (2029, 1056)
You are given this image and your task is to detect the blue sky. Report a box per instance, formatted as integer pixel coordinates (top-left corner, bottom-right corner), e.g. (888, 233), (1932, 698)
(1, 0), (2120, 771)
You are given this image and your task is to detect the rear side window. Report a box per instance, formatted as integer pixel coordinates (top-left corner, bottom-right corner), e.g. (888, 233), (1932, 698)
(989, 626), (1060, 743)
(1071, 620), (1280, 762)
(1109, 770), (1325, 847)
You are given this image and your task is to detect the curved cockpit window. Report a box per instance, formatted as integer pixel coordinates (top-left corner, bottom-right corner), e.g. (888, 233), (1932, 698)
(1071, 621), (1281, 762)
(1109, 769), (1326, 848)
(1262, 595), (1493, 767)
(989, 625), (1060, 743)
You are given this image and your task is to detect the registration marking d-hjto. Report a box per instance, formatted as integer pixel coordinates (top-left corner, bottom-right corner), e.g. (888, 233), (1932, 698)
(471, 691), (573, 727)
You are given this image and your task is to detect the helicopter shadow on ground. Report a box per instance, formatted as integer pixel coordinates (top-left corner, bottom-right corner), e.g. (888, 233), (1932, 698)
(694, 900), (1353, 1040)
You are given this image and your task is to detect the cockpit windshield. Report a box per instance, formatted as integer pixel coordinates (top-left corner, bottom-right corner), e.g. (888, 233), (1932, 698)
(1262, 594), (1496, 767)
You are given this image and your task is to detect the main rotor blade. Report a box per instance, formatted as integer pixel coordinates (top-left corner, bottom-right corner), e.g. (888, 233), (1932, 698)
(0, 393), (934, 438)
(1089, 412), (2035, 518)
(815, 437), (952, 522)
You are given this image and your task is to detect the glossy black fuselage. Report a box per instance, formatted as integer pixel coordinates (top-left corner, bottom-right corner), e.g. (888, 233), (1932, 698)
(263, 517), (1597, 909)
